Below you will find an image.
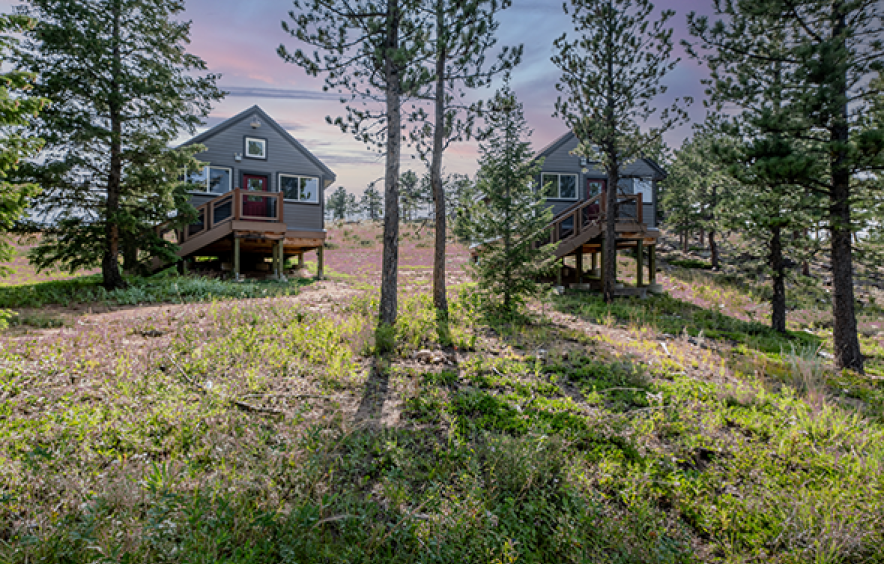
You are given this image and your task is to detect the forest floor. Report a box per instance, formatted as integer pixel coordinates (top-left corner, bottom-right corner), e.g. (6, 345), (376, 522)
(1, 223), (884, 563)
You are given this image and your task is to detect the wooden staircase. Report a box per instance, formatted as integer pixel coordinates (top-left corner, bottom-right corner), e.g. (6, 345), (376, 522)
(545, 192), (646, 256)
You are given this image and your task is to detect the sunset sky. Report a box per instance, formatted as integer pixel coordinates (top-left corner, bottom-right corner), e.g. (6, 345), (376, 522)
(3, 0), (717, 193)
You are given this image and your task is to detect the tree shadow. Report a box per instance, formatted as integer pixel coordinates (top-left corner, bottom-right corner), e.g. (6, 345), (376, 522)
(354, 361), (389, 426)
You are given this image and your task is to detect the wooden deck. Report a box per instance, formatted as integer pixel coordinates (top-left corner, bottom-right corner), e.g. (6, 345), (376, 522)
(155, 188), (325, 276)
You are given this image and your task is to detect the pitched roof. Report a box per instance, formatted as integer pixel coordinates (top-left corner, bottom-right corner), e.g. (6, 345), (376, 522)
(535, 130), (667, 180)
(181, 105), (336, 182)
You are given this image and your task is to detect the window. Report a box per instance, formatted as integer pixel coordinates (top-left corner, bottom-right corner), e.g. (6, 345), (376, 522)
(245, 136), (266, 159)
(279, 174), (319, 203)
(186, 166), (232, 194)
(634, 178), (653, 201)
(542, 173), (578, 200)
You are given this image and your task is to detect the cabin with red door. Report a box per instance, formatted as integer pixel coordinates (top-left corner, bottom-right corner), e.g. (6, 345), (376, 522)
(158, 105), (336, 279)
(536, 131), (666, 295)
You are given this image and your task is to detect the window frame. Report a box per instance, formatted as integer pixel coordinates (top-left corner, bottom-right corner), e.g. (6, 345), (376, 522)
(278, 173), (321, 204)
(244, 136), (267, 160)
(542, 173), (579, 200)
(186, 165), (233, 194)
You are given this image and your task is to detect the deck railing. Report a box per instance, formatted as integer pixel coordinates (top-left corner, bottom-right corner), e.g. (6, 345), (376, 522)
(547, 192), (643, 245)
(160, 188), (285, 245)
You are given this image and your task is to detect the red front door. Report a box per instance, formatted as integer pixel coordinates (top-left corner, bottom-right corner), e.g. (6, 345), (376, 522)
(584, 179), (605, 223)
(242, 174), (268, 217)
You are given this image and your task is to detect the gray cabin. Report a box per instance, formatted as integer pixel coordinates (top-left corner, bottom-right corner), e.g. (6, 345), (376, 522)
(160, 105), (336, 278)
(536, 131), (665, 227)
(533, 131), (667, 295)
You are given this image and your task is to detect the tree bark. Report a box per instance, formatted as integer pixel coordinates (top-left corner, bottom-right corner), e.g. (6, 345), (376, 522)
(603, 155), (618, 302)
(708, 230), (718, 270)
(770, 225), (787, 333)
(430, 0), (448, 320)
(379, 0), (402, 327)
(103, 0), (126, 291)
(828, 7), (863, 372)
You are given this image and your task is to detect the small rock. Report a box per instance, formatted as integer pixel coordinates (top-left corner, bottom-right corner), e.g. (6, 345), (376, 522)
(414, 349), (435, 363)
(818, 351), (834, 360)
(141, 329), (165, 338)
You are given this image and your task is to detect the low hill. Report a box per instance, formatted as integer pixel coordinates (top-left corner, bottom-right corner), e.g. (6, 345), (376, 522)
(1, 221), (883, 563)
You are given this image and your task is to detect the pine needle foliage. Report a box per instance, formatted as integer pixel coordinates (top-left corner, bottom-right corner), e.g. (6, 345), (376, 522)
(459, 87), (555, 319)
(0, 14), (46, 273)
(13, 0), (222, 289)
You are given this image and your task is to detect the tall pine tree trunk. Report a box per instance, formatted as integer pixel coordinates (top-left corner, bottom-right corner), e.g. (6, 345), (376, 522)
(103, 0), (126, 291)
(770, 225), (787, 333)
(829, 7), (863, 372)
(379, 0), (401, 327)
(708, 230), (718, 269)
(430, 0), (448, 323)
(603, 153), (619, 302)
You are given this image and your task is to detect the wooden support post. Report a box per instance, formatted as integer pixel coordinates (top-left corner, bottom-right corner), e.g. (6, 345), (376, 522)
(650, 245), (657, 285)
(273, 241), (281, 279)
(576, 252), (583, 284)
(592, 251), (598, 274)
(600, 243), (606, 288)
(636, 239), (644, 287)
(557, 260), (563, 287)
(316, 245), (324, 280)
(298, 252), (304, 268)
(233, 237), (241, 281)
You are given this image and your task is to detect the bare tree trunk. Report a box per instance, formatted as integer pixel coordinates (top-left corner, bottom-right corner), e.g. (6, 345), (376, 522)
(708, 230), (719, 269)
(103, 0), (126, 291)
(379, 0), (401, 327)
(770, 225), (787, 333)
(603, 157), (618, 302)
(829, 7), (863, 372)
(430, 0), (448, 323)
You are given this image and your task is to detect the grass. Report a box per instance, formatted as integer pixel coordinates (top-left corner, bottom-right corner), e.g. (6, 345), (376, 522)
(0, 273), (312, 309)
(3, 223), (884, 562)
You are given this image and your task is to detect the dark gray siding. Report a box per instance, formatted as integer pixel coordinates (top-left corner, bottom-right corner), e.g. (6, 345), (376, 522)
(184, 109), (328, 231)
(537, 132), (660, 225)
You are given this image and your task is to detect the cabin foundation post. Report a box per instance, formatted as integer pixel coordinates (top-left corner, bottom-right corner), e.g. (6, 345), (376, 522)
(557, 260), (563, 287)
(592, 251), (598, 276)
(575, 252), (583, 284)
(636, 240), (644, 287)
(298, 252), (305, 269)
(233, 237), (241, 281)
(316, 245), (324, 280)
(650, 245), (657, 285)
(273, 241), (282, 279)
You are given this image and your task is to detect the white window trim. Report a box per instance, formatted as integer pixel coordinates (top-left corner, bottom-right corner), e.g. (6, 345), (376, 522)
(542, 173), (579, 200)
(278, 173), (320, 204)
(186, 165), (233, 194)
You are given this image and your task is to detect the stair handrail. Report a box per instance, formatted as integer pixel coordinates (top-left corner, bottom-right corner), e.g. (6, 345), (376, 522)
(547, 192), (644, 245)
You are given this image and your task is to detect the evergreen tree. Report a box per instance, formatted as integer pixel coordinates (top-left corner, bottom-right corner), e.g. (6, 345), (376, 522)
(688, 0), (884, 371)
(0, 13), (45, 272)
(14, 0), (221, 289)
(399, 169), (423, 221)
(411, 0), (520, 328)
(553, 0), (689, 302)
(280, 0), (430, 328)
(326, 186), (350, 221)
(360, 181), (384, 221)
(457, 86), (555, 318)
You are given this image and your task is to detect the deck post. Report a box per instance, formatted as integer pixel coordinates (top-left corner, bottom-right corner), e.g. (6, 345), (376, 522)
(576, 252), (583, 284)
(316, 245), (324, 280)
(233, 237), (241, 281)
(557, 259), (563, 287)
(298, 252), (304, 269)
(650, 245), (657, 285)
(636, 239), (644, 287)
(600, 242), (606, 288)
(272, 241), (280, 279)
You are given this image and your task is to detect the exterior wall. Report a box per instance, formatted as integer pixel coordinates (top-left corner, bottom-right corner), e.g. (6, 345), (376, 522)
(184, 109), (328, 232)
(537, 134), (659, 228)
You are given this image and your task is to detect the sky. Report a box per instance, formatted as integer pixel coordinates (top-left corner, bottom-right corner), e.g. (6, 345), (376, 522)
(2, 0), (717, 194)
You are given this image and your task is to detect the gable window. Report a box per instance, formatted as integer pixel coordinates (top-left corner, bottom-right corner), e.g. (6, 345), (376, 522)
(542, 173), (578, 200)
(186, 166), (232, 194)
(279, 174), (319, 203)
(245, 136), (267, 159)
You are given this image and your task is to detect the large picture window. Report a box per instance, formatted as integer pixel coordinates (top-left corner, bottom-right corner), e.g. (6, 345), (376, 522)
(542, 173), (578, 200)
(187, 166), (232, 194)
(279, 174), (319, 203)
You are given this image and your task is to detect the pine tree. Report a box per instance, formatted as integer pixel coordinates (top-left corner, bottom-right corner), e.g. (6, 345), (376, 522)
(280, 0), (430, 329)
(457, 86), (555, 318)
(360, 182), (384, 221)
(410, 0), (520, 328)
(14, 0), (221, 289)
(553, 0), (689, 302)
(399, 170), (423, 222)
(0, 13), (45, 273)
(326, 186), (350, 221)
(688, 0), (884, 371)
